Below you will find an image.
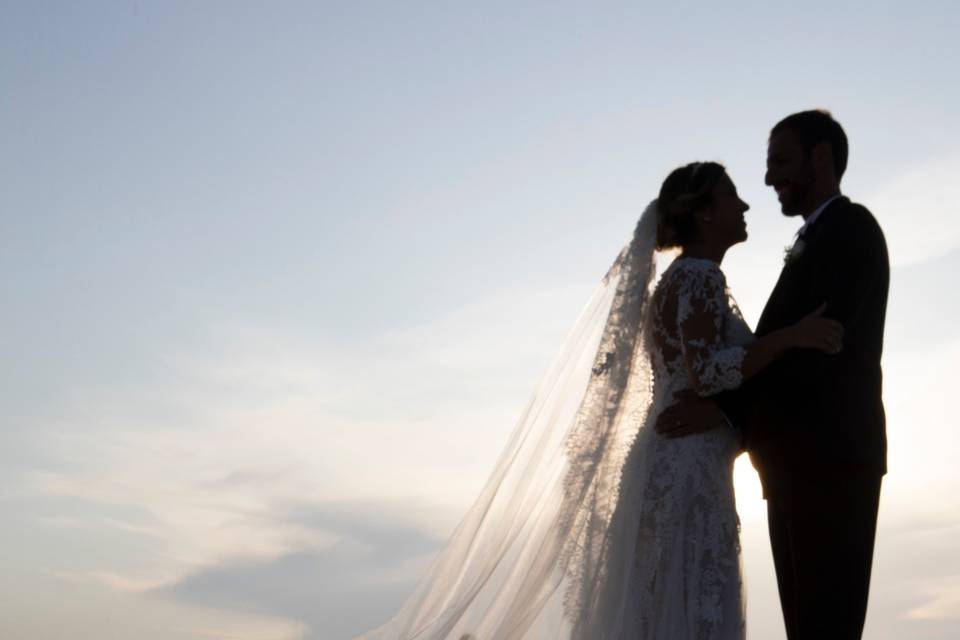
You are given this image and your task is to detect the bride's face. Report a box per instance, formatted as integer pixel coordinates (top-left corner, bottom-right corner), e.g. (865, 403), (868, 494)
(705, 172), (750, 247)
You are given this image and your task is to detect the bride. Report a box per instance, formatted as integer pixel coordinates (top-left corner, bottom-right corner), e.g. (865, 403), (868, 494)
(355, 162), (842, 640)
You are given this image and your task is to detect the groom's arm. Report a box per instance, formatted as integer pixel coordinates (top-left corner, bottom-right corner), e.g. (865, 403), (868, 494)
(791, 206), (888, 400)
(815, 206), (888, 333)
(748, 205), (889, 435)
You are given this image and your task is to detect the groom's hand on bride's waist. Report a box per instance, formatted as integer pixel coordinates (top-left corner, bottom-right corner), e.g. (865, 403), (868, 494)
(655, 390), (728, 438)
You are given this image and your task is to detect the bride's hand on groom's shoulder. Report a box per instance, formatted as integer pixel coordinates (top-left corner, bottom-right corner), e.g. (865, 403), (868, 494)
(655, 390), (728, 438)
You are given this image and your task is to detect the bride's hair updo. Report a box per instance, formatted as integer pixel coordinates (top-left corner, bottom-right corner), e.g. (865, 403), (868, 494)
(655, 161), (726, 250)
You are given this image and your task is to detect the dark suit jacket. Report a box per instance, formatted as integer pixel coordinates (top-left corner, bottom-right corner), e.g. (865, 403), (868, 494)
(717, 196), (889, 497)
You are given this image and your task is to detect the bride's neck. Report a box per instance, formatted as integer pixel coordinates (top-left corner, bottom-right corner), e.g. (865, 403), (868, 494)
(679, 241), (727, 265)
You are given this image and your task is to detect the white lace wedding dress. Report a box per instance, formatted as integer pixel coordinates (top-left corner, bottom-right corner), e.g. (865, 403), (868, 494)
(593, 255), (752, 638)
(356, 206), (754, 640)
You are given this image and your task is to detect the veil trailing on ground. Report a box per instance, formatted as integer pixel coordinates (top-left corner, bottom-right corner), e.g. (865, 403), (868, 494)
(357, 202), (661, 640)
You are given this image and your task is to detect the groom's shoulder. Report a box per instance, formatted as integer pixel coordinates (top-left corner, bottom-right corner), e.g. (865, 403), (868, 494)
(834, 195), (872, 220)
(828, 197), (889, 268)
(834, 197), (886, 241)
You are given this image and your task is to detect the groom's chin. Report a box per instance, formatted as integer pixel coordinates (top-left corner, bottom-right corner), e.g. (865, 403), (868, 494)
(776, 195), (803, 217)
(780, 205), (803, 217)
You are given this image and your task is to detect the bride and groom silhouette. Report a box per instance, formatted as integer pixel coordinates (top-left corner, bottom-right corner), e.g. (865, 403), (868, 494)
(357, 109), (889, 640)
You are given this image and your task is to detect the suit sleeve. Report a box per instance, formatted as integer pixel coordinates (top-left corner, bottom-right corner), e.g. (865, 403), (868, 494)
(815, 210), (889, 332)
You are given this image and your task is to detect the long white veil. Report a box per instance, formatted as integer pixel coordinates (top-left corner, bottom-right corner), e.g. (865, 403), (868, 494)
(356, 202), (660, 640)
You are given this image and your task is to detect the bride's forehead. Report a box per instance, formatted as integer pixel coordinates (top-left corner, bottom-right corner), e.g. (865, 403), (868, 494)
(714, 172), (736, 192)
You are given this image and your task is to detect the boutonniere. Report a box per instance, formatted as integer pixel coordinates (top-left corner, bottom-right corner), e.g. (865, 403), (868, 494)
(783, 238), (807, 266)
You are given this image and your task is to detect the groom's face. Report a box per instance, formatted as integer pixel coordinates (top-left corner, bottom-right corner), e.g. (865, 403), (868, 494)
(765, 129), (815, 217)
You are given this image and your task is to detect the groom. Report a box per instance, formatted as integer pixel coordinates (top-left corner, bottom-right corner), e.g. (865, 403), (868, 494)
(657, 110), (889, 639)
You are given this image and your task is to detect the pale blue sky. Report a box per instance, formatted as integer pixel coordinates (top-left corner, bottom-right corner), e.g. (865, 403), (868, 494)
(2, 2), (959, 639)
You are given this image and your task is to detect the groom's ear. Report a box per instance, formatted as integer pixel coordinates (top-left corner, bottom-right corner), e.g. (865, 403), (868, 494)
(811, 141), (837, 181)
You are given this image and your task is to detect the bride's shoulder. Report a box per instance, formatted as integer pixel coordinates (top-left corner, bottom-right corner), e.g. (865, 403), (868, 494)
(658, 256), (726, 289)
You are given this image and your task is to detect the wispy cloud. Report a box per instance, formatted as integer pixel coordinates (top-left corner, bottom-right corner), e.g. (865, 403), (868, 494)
(909, 576), (960, 620)
(48, 569), (174, 594)
(156, 502), (445, 639)
(14, 283), (579, 636)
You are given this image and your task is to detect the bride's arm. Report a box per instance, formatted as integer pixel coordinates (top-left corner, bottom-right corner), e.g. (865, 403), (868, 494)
(656, 274), (842, 439)
(739, 304), (842, 381)
(678, 269), (842, 397)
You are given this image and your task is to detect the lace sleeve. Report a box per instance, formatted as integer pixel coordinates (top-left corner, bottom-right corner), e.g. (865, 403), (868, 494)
(675, 264), (746, 396)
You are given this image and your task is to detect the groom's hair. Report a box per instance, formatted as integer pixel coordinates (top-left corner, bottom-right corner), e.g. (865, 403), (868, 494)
(771, 110), (849, 181)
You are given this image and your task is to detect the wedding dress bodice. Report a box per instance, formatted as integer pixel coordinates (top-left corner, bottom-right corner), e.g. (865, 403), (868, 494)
(649, 256), (754, 402)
